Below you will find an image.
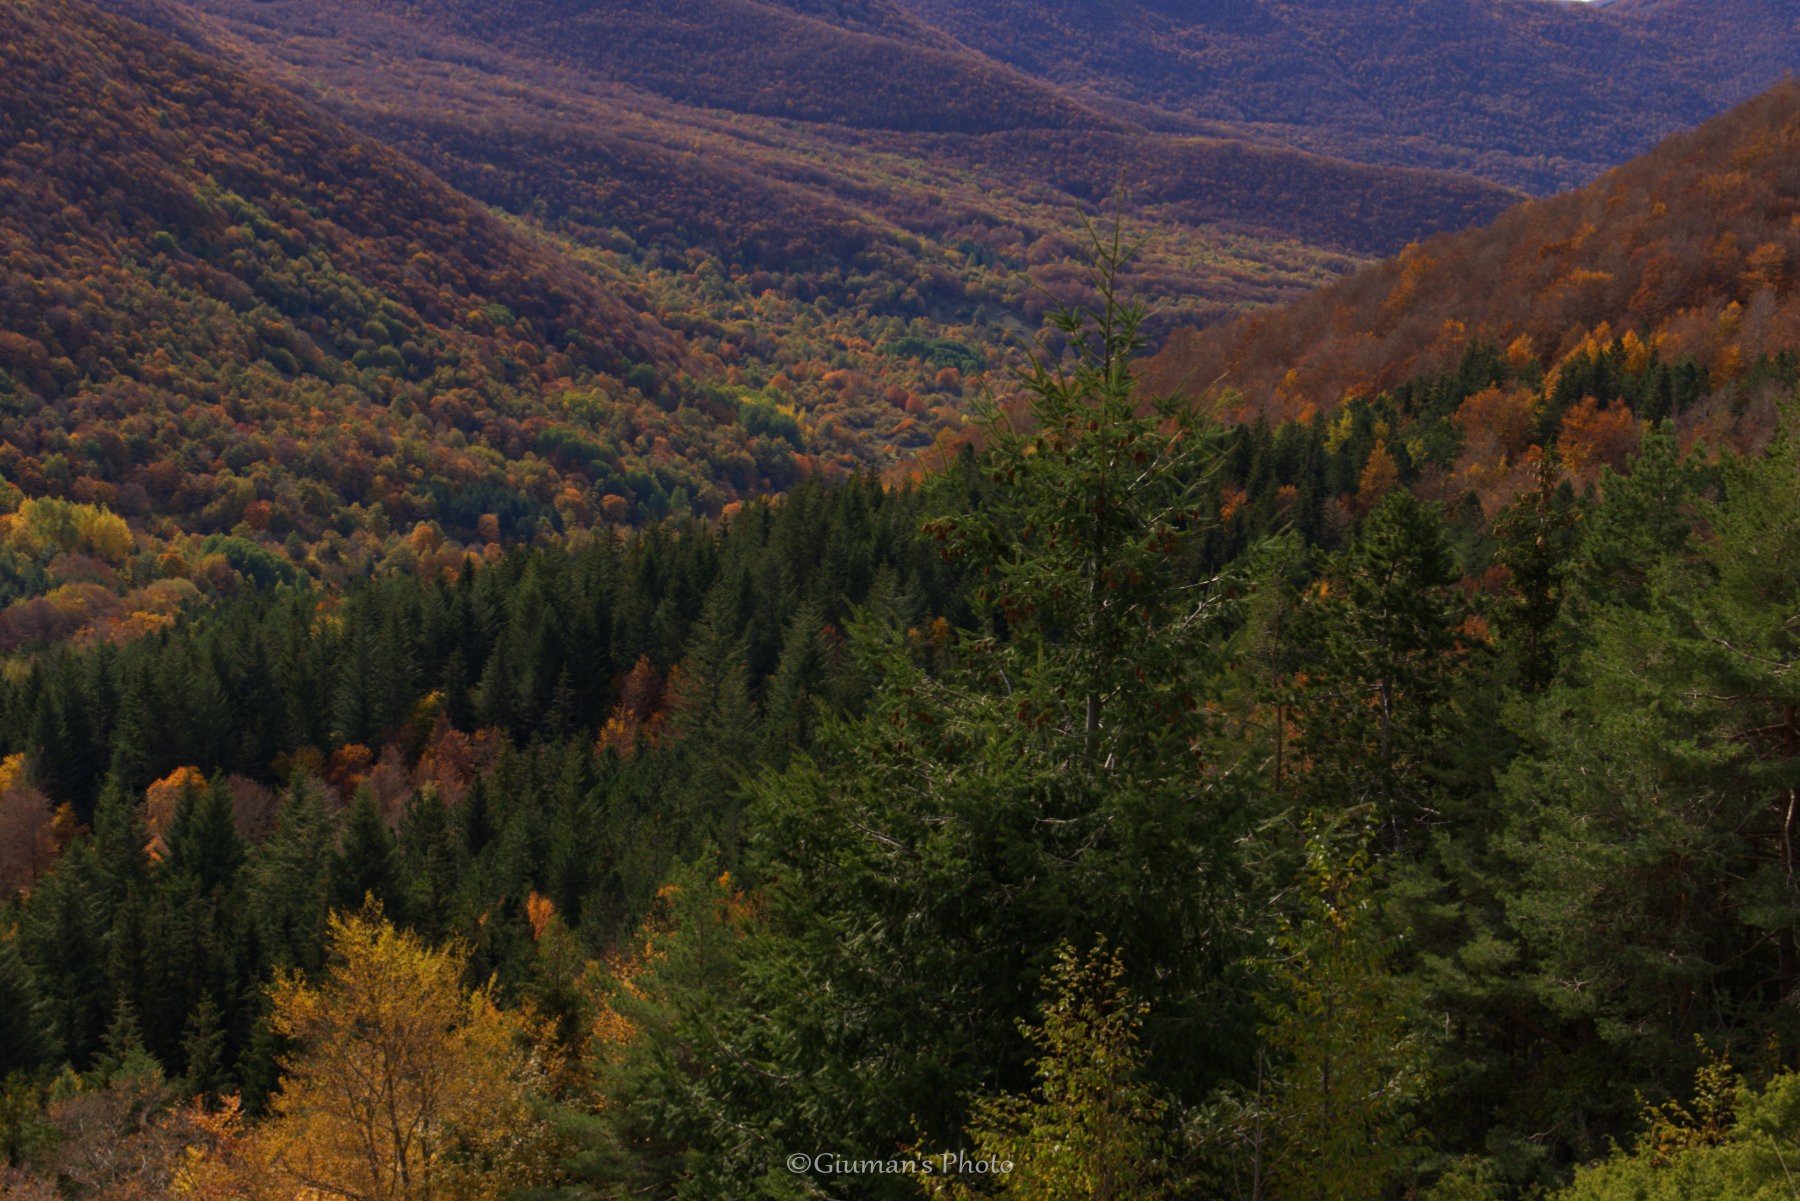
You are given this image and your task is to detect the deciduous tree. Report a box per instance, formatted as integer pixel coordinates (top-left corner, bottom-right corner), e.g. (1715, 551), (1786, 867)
(245, 909), (548, 1201)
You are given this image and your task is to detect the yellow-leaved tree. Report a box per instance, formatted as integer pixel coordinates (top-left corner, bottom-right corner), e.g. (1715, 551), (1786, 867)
(921, 941), (1170, 1201)
(185, 908), (550, 1200)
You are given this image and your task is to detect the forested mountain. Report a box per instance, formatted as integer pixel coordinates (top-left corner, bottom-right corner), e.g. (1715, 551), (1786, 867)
(151, 0), (1521, 258)
(46, 0), (1515, 539)
(1141, 77), (1800, 490)
(311, 0), (1114, 135)
(0, 0), (1054, 648)
(14, 0), (1800, 1198)
(0, 0), (800, 550)
(892, 0), (1800, 194)
(9, 223), (1800, 1198)
(160, 0), (1800, 197)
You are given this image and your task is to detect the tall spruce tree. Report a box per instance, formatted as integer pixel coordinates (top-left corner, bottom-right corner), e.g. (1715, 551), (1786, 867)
(0, 932), (55, 1073)
(1287, 488), (1467, 847)
(1489, 409), (1800, 1148)
(397, 786), (461, 944)
(332, 786), (403, 919)
(253, 776), (337, 973)
(18, 841), (111, 1068)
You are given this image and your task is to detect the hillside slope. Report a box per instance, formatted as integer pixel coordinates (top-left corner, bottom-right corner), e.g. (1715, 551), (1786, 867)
(160, 0), (1521, 259)
(1140, 79), (1800, 431)
(0, 0), (793, 552)
(244, 0), (1119, 135)
(893, 0), (1799, 194)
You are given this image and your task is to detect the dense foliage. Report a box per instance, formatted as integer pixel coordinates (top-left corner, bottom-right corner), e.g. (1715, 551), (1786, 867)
(10, 224), (1800, 1200)
(15, 3), (1800, 1199)
(894, 0), (1798, 194)
(0, 0), (805, 556)
(1144, 78), (1800, 438)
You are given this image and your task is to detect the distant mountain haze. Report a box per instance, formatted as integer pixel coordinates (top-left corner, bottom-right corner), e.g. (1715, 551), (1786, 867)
(153, 0), (1800, 203)
(210, 0), (1125, 135)
(222, 0), (1800, 195)
(131, 0), (1525, 262)
(887, 0), (1800, 193)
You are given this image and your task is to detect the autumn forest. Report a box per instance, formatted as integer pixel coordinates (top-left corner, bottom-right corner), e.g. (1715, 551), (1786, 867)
(7, 0), (1800, 1198)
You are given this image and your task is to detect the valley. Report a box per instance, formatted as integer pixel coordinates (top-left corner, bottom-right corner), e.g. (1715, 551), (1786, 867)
(4, 1), (1800, 1198)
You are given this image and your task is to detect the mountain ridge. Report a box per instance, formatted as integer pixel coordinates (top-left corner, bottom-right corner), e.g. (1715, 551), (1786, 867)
(886, 0), (1800, 194)
(1139, 75), (1800, 469)
(0, 0), (816, 551)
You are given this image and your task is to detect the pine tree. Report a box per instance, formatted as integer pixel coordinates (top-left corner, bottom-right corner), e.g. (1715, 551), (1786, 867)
(0, 932), (55, 1073)
(440, 643), (474, 731)
(89, 776), (150, 910)
(474, 627), (519, 734)
(252, 777), (337, 973)
(18, 841), (110, 1068)
(397, 786), (460, 943)
(179, 991), (230, 1102)
(163, 774), (246, 896)
(454, 773), (498, 858)
(1494, 407), (1800, 1136)
(1489, 451), (1579, 691)
(332, 787), (403, 919)
(95, 995), (151, 1075)
(668, 582), (760, 838)
(1565, 420), (1695, 616)
(103, 881), (155, 1046)
(758, 600), (828, 767)
(1288, 488), (1467, 844)
(1261, 834), (1427, 1201)
(106, 666), (160, 800)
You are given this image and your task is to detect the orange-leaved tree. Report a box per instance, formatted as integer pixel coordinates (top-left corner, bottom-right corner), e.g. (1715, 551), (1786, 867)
(202, 908), (551, 1200)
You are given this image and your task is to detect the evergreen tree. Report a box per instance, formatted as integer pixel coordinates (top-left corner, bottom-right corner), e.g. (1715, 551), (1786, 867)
(398, 786), (461, 943)
(1288, 488), (1466, 846)
(758, 600), (829, 767)
(1565, 420), (1697, 617)
(454, 773), (498, 859)
(106, 666), (160, 800)
(88, 777), (150, 910)
(178, 991), (230, 1102)
(0, 932), (55, 1073)
(1492, 409), (1800, 1145)
(332, 786), (403, 919)
(1489, 451), (1580, 691)
(103, 881), (155, 1047)
(667, 582), (760, 842)
(1261, 834), (1427, 1201)
(18, 841), (110, 1068)
(95, 994), (152, 1079)
(253, 776), (337, 973)
(163, 774), (246, 896)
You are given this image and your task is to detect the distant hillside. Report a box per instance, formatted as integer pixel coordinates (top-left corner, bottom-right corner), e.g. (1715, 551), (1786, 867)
(891, 0), (1800, 194)
(1140, 79), (1800, 433)
(276, 0), (1119, 135)
(163, 0), (1520, 259)
(880, 128), (1515, 255)
(0, 0), (809, 555)
(1608, 0), (1800, 107)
